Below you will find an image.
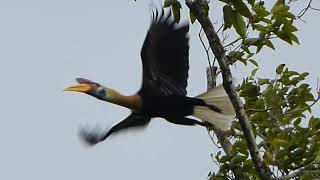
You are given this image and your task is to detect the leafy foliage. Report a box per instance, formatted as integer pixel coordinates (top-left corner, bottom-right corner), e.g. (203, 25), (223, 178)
(209, 65), (319, 179)
(164, 0), (182, 22)
(219, 0), (300, 69)
(160, 0), (319, 179)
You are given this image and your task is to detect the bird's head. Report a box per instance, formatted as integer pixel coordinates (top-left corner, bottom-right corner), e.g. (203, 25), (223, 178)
(64, 78), (109, 101)
(64, 78), (142, 111)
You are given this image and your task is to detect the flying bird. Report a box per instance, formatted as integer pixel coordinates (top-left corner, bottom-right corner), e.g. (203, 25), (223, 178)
(64, 9), (235, 145)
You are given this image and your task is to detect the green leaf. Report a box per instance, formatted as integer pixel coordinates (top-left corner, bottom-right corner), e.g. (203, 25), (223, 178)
(290, 33), (300, 44)
(232, 10), (247, 38)
(300, 72), (309, 78)
(251, 68), (258, 77)
(272, 138), (289, 147)
(173, 0), (182, 9)
(240, 81), (260, 96)
(261, 18), (272, 24)
(287, 70), (299, 76)
(163, 0), (172, 7)
(189, 11), (196, 24)
(247, 0), (255, 6)
(171, 3), (181, 23)
(247, 53), (254, 58)
(223, 5), (233, 30)
(293, 118), (302, 126)
(248, 59), (259, 67)
(231, 140), (249, 157)
(315, 150), (320, 162)
(232, 0), (252, 18)
(250, 112), (269, 126)
(263, 151), (274, 165)
(276, 64), (285, 74)
(230, 155), (247, 165)
(301, 174), (316, 180)
(258, 78), (270, 85)
(252, 3), (269, 17)
(283, 24), (298, 33)
(243, 38), (258, 46)
(163, 0), (181, 23)
(256, 41), (263, 53)
(219, 155), (230, 163)
(271, 0), (286, 14)
(252, 24), (266, 31)
(285, 12), (296, 19)
(308, 117), (320, 129)
(265, 39), (275, 50)
(275, 31), (293, 44)
(228, 51), (245, 59)
(164, 0), (181, 23)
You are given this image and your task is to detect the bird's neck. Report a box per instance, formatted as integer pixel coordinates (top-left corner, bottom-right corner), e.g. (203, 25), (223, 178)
(105, 88), (142, 112)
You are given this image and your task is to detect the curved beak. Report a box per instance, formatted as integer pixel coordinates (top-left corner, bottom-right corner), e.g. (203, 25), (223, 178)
(64, 84), (96, 93)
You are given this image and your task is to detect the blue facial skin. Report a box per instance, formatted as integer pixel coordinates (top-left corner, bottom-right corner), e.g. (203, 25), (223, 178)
(90, 88), (106, 100)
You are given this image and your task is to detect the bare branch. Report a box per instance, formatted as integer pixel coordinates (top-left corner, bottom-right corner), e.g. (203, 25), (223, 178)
(297, 0), (320, 21)
(224, 38), (242, 49)
(273, 161), (319, 180)
(199, 28), (215, 84)
(273, 167), (305, 180)
(206, 127), (221, 148)
(216, 24), (224, 34)
(317, 77), (320, 99)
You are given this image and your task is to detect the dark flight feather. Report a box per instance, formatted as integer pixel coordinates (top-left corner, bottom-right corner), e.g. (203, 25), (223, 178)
(140, 9), (190, 96)
(100, 10), (190, 141)
(77, 9), (223, 145)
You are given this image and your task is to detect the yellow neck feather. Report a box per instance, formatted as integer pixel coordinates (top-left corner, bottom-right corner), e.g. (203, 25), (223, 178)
(106, 88), (142, 112)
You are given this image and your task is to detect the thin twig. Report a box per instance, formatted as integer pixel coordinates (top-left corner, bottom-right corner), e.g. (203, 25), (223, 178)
(206, 129), (221, 148)
(297, 0), (320, 21)
(273, 161), (317, 180)
(224, 38), (242, 48)
(199, 28), (215, 84)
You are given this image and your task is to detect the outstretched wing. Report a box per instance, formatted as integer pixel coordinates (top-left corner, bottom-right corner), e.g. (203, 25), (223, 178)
(140, 9), (189, 96)
(79, 113), (151, 145)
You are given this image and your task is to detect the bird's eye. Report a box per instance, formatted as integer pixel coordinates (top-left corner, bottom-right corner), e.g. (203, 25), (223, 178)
(95, 88), (106, 100)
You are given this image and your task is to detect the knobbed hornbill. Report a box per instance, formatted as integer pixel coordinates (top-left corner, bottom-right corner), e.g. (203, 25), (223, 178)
(64, 9), (235, 145)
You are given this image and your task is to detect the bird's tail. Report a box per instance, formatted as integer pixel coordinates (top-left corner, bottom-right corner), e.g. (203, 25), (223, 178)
(193, 85), (235, 131)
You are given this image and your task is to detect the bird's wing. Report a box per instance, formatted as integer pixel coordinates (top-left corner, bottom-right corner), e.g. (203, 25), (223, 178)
(79, 113), (151, 145)
(140, 9), (189, 96)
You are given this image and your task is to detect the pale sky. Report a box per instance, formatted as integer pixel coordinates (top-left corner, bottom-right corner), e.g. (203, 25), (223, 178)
(0, 1), (319, 180)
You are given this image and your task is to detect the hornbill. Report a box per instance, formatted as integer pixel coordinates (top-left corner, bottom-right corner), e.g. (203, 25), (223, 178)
(64, 9), (235, 145)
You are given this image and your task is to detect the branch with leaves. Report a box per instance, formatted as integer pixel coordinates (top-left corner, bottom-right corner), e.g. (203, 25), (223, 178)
(160, 0), (320, 179)
(185, 0), (272, 179)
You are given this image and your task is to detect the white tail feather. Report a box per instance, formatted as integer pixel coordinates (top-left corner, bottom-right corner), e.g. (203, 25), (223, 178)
(193, 85), (235, 131)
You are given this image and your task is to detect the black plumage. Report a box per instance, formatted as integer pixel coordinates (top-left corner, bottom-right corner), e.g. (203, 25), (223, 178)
(140, 10), (189, 96)
(97, 10), (205, 143)
(65, 9), (235, 145)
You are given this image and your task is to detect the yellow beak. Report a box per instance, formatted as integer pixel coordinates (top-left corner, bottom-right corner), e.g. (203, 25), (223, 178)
(64, 84), (95, 93)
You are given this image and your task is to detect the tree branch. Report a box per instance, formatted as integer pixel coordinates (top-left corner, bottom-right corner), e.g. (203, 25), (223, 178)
(206, 67), (246, 180)
(201, 22), (246, 179)
(273, 161), (319, 180)
(297, 0), (320, 20)
(273, 166), (305, 180)
(186, 0), (272, 179)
